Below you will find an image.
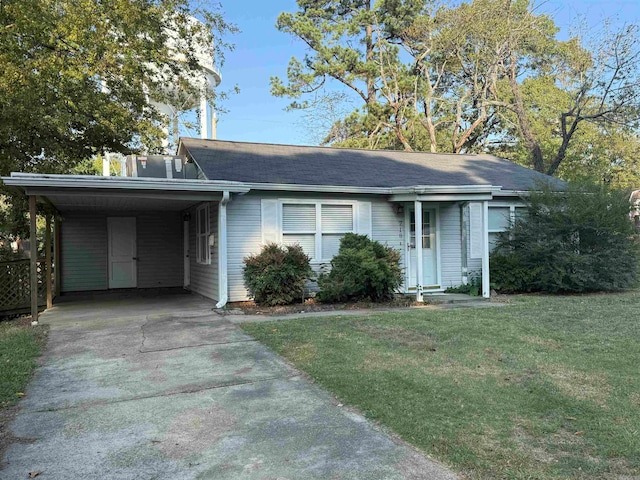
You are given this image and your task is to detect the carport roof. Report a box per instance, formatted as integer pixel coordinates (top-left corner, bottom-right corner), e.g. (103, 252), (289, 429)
(2, 172), (250, 213)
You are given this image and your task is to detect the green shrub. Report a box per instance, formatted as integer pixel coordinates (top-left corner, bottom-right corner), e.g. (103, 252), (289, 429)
(491, 182), (639, 293)
(316, 233), (403, 302)
(445, 274), (483, 296)
(243, 243), (314, 306)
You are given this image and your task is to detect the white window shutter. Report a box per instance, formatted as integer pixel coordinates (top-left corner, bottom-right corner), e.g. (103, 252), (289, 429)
(356, 202), (372, 237)
(261, 199), (280, 245)
(469, 202), (483, 259)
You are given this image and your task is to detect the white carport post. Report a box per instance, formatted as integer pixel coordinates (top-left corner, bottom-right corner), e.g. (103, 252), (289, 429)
(29, 195), (38, 325)
(200, 94), (210, 140)
(482, 200), (490, 298)
(414, 200), (423, 302)
(216, 191), (230, 308)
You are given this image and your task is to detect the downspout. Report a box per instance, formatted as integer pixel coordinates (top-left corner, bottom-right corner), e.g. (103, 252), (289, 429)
(216, 191), (230, 309)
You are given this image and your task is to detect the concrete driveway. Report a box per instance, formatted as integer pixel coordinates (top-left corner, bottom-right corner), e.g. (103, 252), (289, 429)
(1, 293), (456, 479)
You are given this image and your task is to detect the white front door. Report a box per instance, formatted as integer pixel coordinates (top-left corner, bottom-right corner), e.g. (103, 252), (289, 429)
(406, 207), (438, 290)
(107, 217), (137, 289)
(183, 219), (190, 288)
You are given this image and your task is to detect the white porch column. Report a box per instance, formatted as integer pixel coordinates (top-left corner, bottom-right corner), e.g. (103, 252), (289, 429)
(482, 200), (490, 298)
(29, 195), (38, 325)
(216, 191), (230, 308)
(414, 200), (423, 302)
(200, 94), (210, 139)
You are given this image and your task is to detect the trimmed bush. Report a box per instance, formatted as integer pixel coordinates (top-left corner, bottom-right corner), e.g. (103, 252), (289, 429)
(316, 233), (403, 302)
(491, 182), (639, 293)
(243, 243), (314, 306)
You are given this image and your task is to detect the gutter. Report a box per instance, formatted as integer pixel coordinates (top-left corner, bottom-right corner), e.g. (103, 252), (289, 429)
(2, 172), (250, 194)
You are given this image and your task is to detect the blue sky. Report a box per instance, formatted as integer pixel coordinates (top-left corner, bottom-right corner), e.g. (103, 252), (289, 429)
(212, 0), (639, 147)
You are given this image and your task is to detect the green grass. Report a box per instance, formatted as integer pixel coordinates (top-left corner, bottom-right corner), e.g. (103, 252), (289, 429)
(0, 317), (48, 409)
(241, 293), (640, 479)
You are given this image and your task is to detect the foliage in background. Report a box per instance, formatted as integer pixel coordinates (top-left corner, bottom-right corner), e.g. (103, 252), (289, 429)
(273, 0), (640, 186)
(0, 0), (237, 236)
(317, 233), (402, 302)
(243, 243), (314, 306)
(490, 182), (639, 293)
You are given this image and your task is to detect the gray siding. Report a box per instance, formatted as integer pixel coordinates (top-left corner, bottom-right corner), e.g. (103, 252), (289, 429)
(137, 213), (183, 288)
(439, 203), (463, 288)
(187, 202), (219, 302)
(371, 201), (404, 254)
(226, 192), (404, 302)
(61, 211), (182, 293)
(61, 213), (108, 292)
(228, 195), (262, 302)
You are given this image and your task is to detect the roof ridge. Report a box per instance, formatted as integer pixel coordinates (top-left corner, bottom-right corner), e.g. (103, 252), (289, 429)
(179, 136), (488, 158)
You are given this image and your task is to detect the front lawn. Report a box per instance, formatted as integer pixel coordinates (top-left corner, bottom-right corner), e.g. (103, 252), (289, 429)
(0, 316), (48, 408)
(241, 293), (640, 479)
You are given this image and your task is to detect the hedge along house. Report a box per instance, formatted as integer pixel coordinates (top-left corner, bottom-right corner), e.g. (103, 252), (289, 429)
(3, 138), (564, 317)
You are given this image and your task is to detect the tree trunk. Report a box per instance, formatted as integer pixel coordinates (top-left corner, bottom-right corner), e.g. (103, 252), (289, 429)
(508, 55), (545, 173)
(365, 1), (375, 107)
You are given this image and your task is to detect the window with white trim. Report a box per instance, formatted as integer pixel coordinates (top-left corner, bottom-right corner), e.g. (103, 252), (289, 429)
(196, 203), (211, 264)
(488, 205), (525, 251)
(282, 202), (355, 261)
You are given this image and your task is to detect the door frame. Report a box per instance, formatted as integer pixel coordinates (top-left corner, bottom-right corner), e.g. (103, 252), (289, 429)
(404, 204), (442, 292)
(107, 217), (137, 289)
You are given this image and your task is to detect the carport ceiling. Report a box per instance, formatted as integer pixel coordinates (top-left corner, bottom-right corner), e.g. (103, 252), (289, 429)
(45, 193), (206, 212)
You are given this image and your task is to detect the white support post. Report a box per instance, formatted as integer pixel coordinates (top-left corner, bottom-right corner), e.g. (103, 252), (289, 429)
(200, 94), (209, 140)
(414, 200), (423, 302)
(102, 152), (111, 176)
(482, 200), (490, 298)
(29, 196), (38, 325)
(216, 191), (230, 308)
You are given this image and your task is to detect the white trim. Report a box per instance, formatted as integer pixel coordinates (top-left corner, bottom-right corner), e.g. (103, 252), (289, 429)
(3, 172), (249, 193)
(216, 191), (230, 309)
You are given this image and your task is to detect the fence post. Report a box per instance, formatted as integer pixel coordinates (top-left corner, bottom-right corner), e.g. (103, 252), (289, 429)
(29, 195), (38, 324)
(46, 215), (52, 309)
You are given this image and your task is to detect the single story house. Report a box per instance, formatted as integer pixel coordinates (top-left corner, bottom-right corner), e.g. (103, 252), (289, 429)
(2, 138), (564, 306)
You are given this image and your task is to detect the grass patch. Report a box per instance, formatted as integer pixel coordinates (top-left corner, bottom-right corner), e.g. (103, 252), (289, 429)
(0, 316), (48, 409)
(241, 292), (640, 479)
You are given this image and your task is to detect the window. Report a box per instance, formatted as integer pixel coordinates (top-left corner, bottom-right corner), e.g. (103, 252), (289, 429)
(488, 205), (524, 251)
(409, 210), (432, 249)
(282, 202), (355, 261)
(196, 203), (211, 264)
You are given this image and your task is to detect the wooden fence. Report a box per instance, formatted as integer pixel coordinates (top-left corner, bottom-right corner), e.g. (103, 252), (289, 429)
(0, 259), (49, 316)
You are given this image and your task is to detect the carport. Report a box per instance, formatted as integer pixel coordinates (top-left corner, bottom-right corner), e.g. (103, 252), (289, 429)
(2, 173), (250, 322)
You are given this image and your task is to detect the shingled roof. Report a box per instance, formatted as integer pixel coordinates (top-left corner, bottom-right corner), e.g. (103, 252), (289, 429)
(180, 138), (564, 191)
